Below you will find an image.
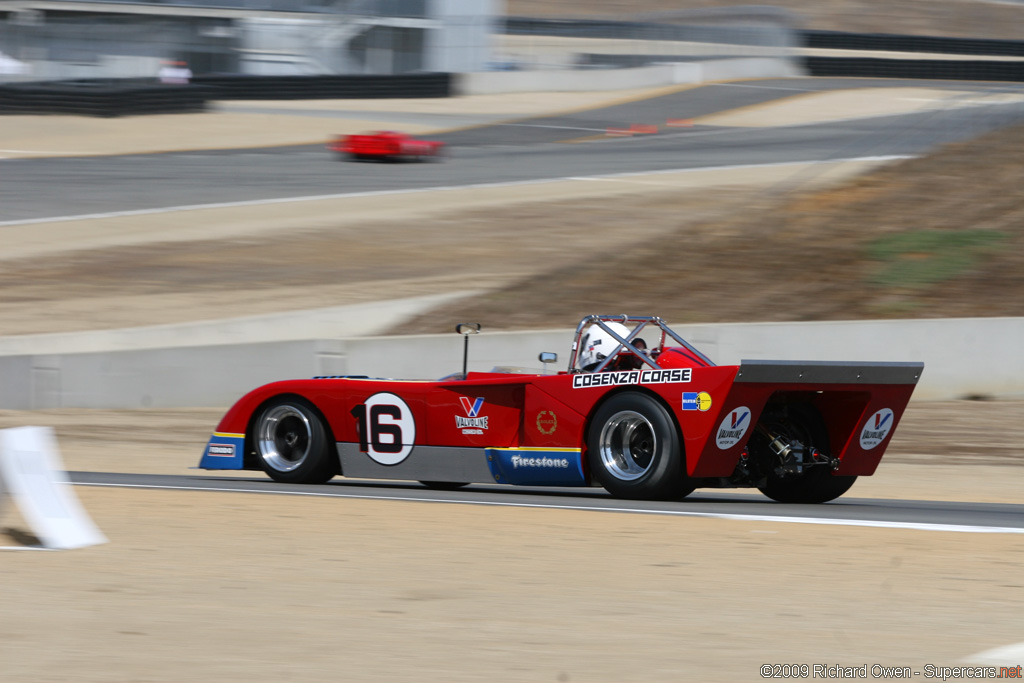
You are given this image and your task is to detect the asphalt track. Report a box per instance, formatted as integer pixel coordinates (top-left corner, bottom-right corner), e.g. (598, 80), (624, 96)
(3, 77), (1024, 223)
(12, 76), (1024, 531)
(69, 471), (1024, 533)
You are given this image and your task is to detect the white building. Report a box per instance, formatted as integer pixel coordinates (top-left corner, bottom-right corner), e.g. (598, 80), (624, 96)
(0, 0), (503, 78)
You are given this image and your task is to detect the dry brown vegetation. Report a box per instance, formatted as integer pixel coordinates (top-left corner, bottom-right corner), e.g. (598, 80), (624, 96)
(395, 120), (1024, 333)
(2, 121), (1022, 338)
(507, 0), (1024, 40)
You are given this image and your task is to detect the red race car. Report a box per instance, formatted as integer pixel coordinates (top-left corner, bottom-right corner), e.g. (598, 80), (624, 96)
(199, 315), (923, 503)
(328, 130), (445, 161)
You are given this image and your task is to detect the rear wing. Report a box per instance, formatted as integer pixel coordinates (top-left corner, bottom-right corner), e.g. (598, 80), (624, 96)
(736, 360), (924, 386)
(689, 360), (924, 478)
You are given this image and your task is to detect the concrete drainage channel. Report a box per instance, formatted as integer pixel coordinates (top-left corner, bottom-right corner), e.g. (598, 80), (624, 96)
(0, 316), (1021, 409)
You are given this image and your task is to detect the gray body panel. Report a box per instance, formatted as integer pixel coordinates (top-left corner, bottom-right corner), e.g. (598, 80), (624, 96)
(736, 360), (924, 385)
(337, 443), (496, 483)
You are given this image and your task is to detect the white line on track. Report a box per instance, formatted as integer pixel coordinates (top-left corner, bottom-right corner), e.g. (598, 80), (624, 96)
(708, 83), (819, 92)
(501, 123), (611, 132)
(0, 155), (913, 228)
(962, 642), (1024, 665)
(0, 149), (70, 154)
(74, 481), (1024, 534)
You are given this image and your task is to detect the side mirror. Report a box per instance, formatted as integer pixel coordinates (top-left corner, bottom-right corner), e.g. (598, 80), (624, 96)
(538, 352), (558, 364)
(456, 323), (481, 379)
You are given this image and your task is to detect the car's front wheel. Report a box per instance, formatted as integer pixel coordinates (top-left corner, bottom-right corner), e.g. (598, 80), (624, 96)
(254, 398), (336, 484)
(587, 392), (693, 500)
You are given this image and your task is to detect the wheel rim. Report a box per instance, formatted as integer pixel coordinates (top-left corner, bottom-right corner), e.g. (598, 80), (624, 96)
(257, 404), (312, 473)
(598, 410), (657, 481)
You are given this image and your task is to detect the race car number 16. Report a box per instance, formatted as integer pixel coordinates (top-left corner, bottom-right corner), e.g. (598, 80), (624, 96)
(351, 392), (416, 465)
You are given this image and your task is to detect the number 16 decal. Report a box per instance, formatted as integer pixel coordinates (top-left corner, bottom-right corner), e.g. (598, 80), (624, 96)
(351, 392), (416, 465)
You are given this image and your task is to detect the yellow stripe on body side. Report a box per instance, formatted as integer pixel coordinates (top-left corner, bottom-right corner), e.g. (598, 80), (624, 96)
(489, 447), (582, 453)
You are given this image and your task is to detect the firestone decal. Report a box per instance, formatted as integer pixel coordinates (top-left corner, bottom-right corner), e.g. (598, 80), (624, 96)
(715, 407), (751, 449)
(859, 408), (894, 450)
(485, 448), (586, 487)
(511, 455), (569, 469)
(682, 391), (712, 412)
(572, 368), (692, 389)
(536, 410), (558, 435)
(207, 443), (236, 457)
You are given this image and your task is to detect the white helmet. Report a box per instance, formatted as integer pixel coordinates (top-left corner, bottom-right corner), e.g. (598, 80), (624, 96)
(577, 322), (630, 371)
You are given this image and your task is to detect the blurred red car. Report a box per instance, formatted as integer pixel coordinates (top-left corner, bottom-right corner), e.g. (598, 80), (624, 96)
(329, 131), (445, 161)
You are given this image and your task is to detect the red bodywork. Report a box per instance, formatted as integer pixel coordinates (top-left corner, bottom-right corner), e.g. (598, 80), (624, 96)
(329, 131), (445, 160)
(204, 360), (921, 481)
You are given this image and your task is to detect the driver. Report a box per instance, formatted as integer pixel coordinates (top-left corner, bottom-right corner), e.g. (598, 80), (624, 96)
(576, 322), (649, 372)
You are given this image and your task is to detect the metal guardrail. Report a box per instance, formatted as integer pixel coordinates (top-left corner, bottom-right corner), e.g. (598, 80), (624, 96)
(192, 71), (450, 98)
(804, 56), (1024, 82)
(0, 72), (451, 115)
(0, 78), (209, 114)
(803, 30), (1024, 57)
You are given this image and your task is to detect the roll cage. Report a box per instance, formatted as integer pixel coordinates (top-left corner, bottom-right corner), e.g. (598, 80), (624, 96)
(568, 314), (716, 374)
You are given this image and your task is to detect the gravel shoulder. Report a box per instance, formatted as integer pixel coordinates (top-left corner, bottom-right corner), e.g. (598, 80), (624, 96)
(4, 486), (1023, 683)
(1, 402), (1023, 681)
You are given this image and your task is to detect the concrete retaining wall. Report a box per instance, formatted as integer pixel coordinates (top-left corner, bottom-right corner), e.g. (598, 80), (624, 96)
(0, 317), (1020, 409)
(455, 57), (803, 95)
(0, 340), (348, 410)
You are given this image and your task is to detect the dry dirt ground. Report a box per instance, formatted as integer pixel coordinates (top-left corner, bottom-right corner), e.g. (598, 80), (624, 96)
(2, 85), (1023, 337)
(2, 87), (1023, 679)
(397, 119), (1024, 333)
(507, 0), (1024, 40)
(1, 402), (1023, 682)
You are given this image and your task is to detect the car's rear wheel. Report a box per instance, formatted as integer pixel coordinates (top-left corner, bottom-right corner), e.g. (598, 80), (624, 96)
(254, 398), (336, 484)
(755, 404), (857, 504)
(587, 392), (693, 500)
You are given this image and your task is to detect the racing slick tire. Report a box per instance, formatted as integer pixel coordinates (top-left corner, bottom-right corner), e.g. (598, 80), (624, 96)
(756, 404), (857, 504)
(587, 392), (694, 500)
(253, 398), (336, 484)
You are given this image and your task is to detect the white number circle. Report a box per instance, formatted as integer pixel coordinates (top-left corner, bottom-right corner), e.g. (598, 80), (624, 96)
(364, 392), (416, 465)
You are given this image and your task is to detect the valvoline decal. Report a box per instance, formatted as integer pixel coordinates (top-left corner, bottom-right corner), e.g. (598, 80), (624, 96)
(199, 432), (245, 470)
(486, 448), (586, 486)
